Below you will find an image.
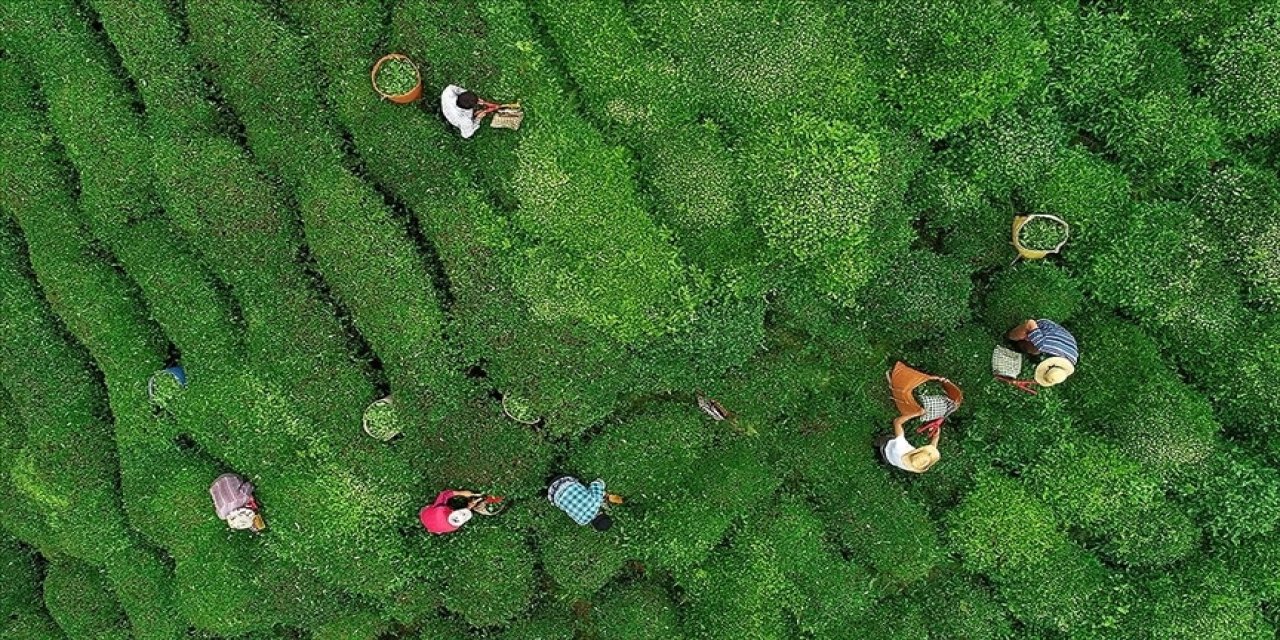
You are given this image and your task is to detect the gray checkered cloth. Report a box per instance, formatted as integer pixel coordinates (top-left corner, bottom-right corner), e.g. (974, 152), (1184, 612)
(992, 345), (1023, 378)
(920, 395), (957, 422)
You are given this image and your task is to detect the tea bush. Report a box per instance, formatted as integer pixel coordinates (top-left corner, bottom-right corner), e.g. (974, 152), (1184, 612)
(853, 0), (1048, 139)
(1177, 442), (1280, 545)
(1099, 90), (1225, 191)
(42, 557), (131, 640)
(908, 568), (1015, 640)
(434, 524), (535, 627)
(0, 534), (65, 639)
(589, 581), (684, 640)
(855, 250), (975, 344)
(949, 472), (1117, 634)
(947, 101), (1068, 194)
(1193, 162), (1280, 309)
(629, 0), (876, 129)
(532, 501), (630, 599)
(0, 215), (185, 639)
(913, 162), (1014, 270)
(90, 0), (378, 446)
(1042, 7), (1144, 118)
(1129, 557), (1276, 640)
(183, 0), (461, 423)
(746, 498), (876, 636)
(1208, 4), (1280, 137)
(532, 0), (761, 346)
(3, 0), (244, 368)
(1, 0), (1277, 637)
(981, 262), (1084, 334)
(1024, 434), (1200, 567)
(676, 537), (788, 640)
(744, 116), (918, 303)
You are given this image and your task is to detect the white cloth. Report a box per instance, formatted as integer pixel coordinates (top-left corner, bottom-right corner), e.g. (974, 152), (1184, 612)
(447, 508), (474, 528)
(441, 85), (480, 138)
(882, 435), (918, 472)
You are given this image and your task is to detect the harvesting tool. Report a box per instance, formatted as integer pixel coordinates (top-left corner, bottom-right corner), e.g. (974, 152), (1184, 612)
(473, 495), (507, 517)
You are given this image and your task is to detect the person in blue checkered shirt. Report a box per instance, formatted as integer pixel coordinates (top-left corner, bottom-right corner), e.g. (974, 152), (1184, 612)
(547, 474), (621, 531)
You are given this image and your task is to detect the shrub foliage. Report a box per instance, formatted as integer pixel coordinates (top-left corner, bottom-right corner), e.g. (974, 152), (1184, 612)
(0, 0), (1275, 637)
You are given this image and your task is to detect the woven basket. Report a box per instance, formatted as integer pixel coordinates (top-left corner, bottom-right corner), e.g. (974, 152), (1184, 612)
(1012, 214), (1070, 259)
(501, 394), (542, 425)
(490, 105), (524, 129)
(361, 396), (401, 441)
(371, 53), (423, 104)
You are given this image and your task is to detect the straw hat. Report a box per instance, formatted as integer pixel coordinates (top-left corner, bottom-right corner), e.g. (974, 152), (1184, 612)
(1035, 357), (1075, 387)
(904, 445), (940, 473)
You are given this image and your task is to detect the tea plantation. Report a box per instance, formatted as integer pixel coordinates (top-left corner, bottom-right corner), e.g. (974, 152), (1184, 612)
(2, 0), (1280, 638)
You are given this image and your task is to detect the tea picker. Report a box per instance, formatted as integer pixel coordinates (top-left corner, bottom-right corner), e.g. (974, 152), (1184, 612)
(210, 473), (266, 533)
(1005, 319), (1078, 388)
(420, 489), (506, 535)
(441, 84), (523, 138)
(876, 362), (964, 474)
(547, 474), (623, 532)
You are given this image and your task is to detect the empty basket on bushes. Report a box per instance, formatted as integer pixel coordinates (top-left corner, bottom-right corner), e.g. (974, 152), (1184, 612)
(501, 394), (541, 425)
(889, 361), (964, 424)
(1011, 214), (1070, 260)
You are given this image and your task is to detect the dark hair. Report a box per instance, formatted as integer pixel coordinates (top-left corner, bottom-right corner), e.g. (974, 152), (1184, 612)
(590, 513), (613, 532)
(446, 496), (471, 510)
(456, 91), (480, 109)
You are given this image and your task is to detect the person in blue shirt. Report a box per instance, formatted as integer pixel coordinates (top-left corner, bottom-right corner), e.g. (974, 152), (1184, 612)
(1007, 318), (1079, 387)
(547, 474), (621, 532)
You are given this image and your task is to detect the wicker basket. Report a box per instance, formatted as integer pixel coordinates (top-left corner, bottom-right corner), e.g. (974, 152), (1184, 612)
(361, 396), (401, 441)
(501, 394), (542, 425)
(371, 53), (423, 104)
(1012, 214), (1070, 260)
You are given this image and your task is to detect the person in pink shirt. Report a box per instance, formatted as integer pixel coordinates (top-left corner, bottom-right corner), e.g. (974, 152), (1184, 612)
(420, 489), (482, 535)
